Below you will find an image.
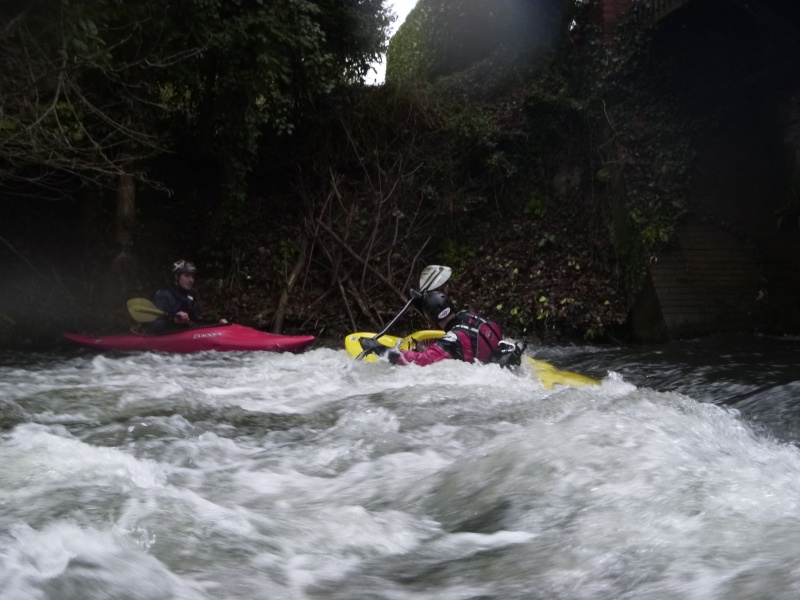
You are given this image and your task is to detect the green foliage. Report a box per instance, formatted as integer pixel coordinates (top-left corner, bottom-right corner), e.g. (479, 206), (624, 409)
(0, 0), (391, 200)
(0, 0), (707, 343)
(450, 219), (627, 342)
(520, 4), (700, 294)
(524, 192), (547, 218)
(385, 1), (435, 83)
(0, 0), (164, 186)
(440, 238), (473, 275)
(538, 232), (555, 248)
(201, 0), (700, 340)
(157, 0), (392, 209)
(387, 0), (563, 84)
(382, 1), (699, 338)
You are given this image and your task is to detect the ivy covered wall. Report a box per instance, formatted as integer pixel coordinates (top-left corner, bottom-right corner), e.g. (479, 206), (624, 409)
(386, 0), (563, 84)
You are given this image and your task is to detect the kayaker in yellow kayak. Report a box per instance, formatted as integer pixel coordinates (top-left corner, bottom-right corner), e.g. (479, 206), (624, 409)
(358, 290), (521, 367)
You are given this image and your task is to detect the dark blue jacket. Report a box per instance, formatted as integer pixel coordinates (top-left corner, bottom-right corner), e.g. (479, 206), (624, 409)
(146, 285), (203, 335)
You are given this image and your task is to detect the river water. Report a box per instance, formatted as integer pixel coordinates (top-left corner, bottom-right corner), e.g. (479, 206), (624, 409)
(1, 333), (799, 599)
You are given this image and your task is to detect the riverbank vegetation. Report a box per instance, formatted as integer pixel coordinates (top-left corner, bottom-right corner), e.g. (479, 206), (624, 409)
(0, 0), (698, 348)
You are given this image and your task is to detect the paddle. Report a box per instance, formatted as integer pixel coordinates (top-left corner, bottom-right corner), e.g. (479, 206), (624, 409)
(127, 297), (234, 333)
(355, 265), (452, 361)
(127, 298), (167, 323)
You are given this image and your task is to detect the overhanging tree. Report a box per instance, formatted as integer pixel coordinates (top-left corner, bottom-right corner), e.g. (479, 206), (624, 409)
(0, 0), (392, 194)
(0, 0), (392, 330)
(0, 0), (392, 261)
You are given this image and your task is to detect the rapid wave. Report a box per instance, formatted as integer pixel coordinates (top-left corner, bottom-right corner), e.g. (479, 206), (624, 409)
(1, 342), (799, 599)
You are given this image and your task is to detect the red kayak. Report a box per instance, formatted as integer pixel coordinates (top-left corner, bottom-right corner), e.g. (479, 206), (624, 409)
(63, 324), (315, 354)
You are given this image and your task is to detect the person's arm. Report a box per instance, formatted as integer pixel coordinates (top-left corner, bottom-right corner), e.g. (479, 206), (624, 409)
(395, 344), (452, 366)
(150, 289), (190, 327)
(359, 337), (453, 366)
(395, 328), (474, 365)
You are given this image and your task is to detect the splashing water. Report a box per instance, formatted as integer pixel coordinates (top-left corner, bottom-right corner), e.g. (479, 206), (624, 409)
(1, 336), (799, 599)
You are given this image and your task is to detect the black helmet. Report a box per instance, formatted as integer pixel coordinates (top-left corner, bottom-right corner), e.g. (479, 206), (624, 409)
(422, 291), (454, 323)
(172, 259), (197, 275)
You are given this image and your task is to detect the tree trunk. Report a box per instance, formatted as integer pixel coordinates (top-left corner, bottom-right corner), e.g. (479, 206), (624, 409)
(272, 240), (308, 334)
(115, 171), (135, 260)
(109, 170), (138, 317)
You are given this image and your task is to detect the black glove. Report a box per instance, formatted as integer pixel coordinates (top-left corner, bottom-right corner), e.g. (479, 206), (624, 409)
(492, 340), (524, 369)
(360, 337), (402, 364)
(359, 337), (388, 356)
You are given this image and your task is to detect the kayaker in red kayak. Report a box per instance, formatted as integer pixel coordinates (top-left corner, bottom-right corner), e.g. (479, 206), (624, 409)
(147, 260), (228, 335)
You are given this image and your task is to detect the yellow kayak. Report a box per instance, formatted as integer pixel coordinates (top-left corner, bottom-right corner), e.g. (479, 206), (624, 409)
(344, 331), (599, 389)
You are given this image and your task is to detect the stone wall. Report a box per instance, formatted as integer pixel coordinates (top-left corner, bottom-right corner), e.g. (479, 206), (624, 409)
(629, 1), (800, 340)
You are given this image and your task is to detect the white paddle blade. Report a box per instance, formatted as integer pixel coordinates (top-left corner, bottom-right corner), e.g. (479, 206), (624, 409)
(419, 265), (452, 292)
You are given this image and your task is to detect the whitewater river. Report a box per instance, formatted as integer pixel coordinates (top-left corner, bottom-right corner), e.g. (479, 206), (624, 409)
(1, 333), (799, 599)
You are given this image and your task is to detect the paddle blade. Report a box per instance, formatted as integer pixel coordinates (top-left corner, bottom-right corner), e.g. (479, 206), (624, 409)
(127, 298), (165, 323)
(419, 265), (452, 292)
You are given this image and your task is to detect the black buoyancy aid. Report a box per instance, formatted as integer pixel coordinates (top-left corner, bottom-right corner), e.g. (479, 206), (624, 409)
(154, 285), (196, 318)
(446, 311), (502, 363)
(147, 285), (201, 334)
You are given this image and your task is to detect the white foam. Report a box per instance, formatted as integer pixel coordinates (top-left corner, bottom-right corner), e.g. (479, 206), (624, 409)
(3, 344), (800, 597)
